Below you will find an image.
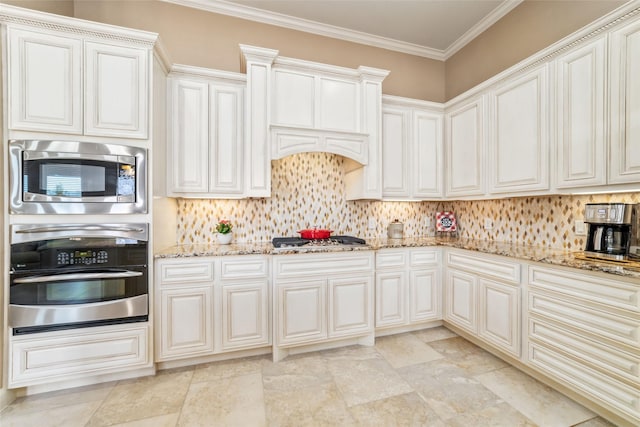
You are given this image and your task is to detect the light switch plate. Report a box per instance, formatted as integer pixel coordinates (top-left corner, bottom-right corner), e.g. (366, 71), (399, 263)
(368, 217), (376, 229)
(484, 218), (493, 230)
(575, 220), (587, 236)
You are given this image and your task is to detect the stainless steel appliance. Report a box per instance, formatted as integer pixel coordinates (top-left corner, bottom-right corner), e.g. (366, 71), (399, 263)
(10, 140), (147, 214)
(9, 224), (149, 335)
(584, 203), (637, 261)
(272, 235), (367, 251)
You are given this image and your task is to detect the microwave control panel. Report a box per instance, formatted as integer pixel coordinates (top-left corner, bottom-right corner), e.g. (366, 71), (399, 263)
(56, 250), (109, 266)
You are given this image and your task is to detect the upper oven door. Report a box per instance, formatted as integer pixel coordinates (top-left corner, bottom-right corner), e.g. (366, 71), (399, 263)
(10, 140), (147, 214)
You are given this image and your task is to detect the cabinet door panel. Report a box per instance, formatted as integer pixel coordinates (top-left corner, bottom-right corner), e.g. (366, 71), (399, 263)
(272, 69), (314, 127)
(277, 280), (326, 345)
(490, 66), (549, 193)
(446, 97), (484, 196)
(329, 275), (373, 337)
(84, 42), (148, 138)
(8, 27), (82, 133)
(209, 85), (244, 194)
(320, 77), (359, 132)
(381, 107), (409, 198)
(410, 268), (441, 322)
(413, 110), (443, 198)
(375, 271), (406, 327)
(610, 19), (640, 184)
(555, 37), (606, 188)
(169, 78), (209, 193)
(221, 281), (269, 350)
(445, 269), (477, 333)
(479, 279), (520, 356)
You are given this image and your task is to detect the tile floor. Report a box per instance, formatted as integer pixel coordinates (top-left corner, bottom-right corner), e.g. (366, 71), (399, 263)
(0, 327), (617, 427)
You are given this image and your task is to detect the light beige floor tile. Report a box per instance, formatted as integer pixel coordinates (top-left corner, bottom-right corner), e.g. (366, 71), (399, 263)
(321, 343), (380, 361)
(476, 366), (596, 427)
(428, 336), (509, 376)
(0, 400), (101, 427)
(348, 392), (444, 427)
(178, 372), (265, 427)
(262, 353), (332, 391)
(86, 370), (193, 427)
(412, 326), (458, 343)
(328, 351), (413, 407)
(110, 412), (180, 427)
(375, 332), (444, 368)
(264, 381), (355, 427)
(192, 354), (270, 383)
(398, 359), (502, 421)
(445, 401), (537, 427)
(573, 416), (618, 427)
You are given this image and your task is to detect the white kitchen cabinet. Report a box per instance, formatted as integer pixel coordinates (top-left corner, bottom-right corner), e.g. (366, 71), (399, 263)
(381, 96), (443, 200)
(526, 265), (640, 426)
(375, 248), (441, 331)
(445, 96), (485, 197)
(554, 36), (607, 188)
(609, 18), (640, 184)
(156, 258), (215, 361)
(7, 25), (151, 139)
(489, 64), (549, 194)
(167, 69), (245, 197)
(445, 249), (522, 356)
(9, 323), (149, 388)
(273, 252), (375, 358)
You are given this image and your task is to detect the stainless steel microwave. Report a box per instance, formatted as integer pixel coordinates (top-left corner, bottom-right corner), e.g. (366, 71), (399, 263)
(10, 140), (147, 214)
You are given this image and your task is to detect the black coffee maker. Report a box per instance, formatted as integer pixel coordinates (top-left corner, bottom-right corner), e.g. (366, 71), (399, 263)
(584, 203), (637, 261)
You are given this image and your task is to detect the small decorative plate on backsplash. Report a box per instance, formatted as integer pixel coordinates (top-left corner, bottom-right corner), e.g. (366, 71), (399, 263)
(436, 211), (457, 232)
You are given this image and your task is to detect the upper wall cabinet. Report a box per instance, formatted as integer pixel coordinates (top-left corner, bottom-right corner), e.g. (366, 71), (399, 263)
(445, 95), (486, 198)
(167, 67), (245, 197)
(554, 36), (607, 189)
(609, 18), (640, 184)
(488, 64), (549, 194)
(381, 96), (443, 200)
(6, 24), (152, 139)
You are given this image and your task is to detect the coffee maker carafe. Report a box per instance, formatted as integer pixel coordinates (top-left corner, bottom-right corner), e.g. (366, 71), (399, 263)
(584, 203), (636, 261)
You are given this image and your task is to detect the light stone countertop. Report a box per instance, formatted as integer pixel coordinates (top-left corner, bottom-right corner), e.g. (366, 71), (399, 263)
(156, 237), (640, 280)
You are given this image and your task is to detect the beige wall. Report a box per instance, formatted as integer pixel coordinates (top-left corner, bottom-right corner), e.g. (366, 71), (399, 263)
(445, 0), (625, 100)
(2, 0), (73, 16)
(72, 0), (445, 102)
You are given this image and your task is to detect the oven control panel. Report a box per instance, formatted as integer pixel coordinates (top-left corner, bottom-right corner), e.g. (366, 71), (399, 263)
(56, 250), (109, 266)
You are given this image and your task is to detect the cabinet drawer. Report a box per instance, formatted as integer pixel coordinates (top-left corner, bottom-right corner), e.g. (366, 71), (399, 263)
(529, 266), (640, 312)
(529, 342), (640, 423)
(376, 250), (407, 269)
(274, 252), (374, 279)
(447, 250), (520, 284)
(220, 256), (269, 279)
(530, 318), (640, 382)
(529, 292), (640, 347)
(158, 259), (214, 284)
(10, 325), (148, 387)
(410, 248), (439, 266)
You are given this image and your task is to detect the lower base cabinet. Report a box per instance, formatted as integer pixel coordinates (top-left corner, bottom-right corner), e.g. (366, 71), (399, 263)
(219, 281), (270, 351)
(10, 323), (150, 388)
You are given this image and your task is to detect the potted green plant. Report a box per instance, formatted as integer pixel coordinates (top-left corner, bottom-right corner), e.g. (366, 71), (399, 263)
(216, 219), (233, 244)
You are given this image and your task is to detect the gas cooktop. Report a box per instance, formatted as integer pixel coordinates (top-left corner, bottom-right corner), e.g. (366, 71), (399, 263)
(272, 235), (367, 249)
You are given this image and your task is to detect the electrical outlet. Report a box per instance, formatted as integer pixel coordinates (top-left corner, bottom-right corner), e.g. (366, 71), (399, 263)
(575, 220), (587, 236)
(368, 217), (376, 229)
(424, 217), (431, 228)
(484, 218), (493, 230)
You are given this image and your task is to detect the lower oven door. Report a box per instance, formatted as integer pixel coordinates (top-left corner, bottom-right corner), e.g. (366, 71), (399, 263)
(9, 268), (148, 335)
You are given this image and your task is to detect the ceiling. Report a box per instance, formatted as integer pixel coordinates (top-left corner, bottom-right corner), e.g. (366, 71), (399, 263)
(164, 0), (524, 60)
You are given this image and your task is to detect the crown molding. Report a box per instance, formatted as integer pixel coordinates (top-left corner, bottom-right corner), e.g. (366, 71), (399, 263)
(443, 0), (524, 59)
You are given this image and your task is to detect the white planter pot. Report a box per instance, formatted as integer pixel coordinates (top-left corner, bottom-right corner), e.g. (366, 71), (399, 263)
(217, 233), (233, 245)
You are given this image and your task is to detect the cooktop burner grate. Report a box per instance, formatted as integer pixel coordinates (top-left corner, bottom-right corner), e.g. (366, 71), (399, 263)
(272, 236), (366, 248)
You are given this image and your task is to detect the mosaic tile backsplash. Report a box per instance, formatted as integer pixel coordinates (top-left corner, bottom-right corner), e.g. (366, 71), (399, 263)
(176, 152), (638, 250)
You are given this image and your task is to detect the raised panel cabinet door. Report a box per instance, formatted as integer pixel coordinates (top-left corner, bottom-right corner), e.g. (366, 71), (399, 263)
(319, 77), (359, 132)
(555, 37), (607, 188)
(478, 279), (520, 357)
(609, 19), (640, 184)
(409, 268), (441, 323)
(272, 69), (314, 128)
(8, 27), (82, 134)
(412, 109), (443, 198)
(84, 42), (148, 138)
(209, 84), (244, 195)
(168, 78), (209, 193)
(446, 97), (485, 197)
(445, 269), (477, 333)
(375, 271), (407, 328)
(490, 65), (549, 193)
(329, 275), (373, 337)
(277, 280), (327, 346)
(381, 106), (410, 198)
(158, 287), (214, 360)
(221, 281), (270, 351)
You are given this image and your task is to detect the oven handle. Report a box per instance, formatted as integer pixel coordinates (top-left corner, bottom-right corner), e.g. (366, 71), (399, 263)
(13, 271), (143, 284)
(15, 225), (146, 234)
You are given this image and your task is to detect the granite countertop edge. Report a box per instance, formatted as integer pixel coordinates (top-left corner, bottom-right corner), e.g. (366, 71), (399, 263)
(155, 237), (640, 280)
